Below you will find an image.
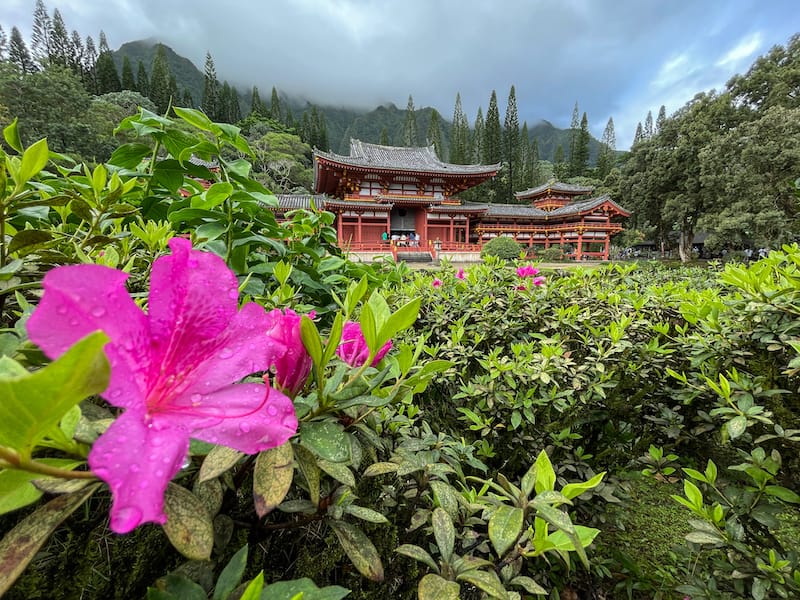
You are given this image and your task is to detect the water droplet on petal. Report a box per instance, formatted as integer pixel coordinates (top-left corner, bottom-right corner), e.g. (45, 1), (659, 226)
(129, 464), (140, 473)
(219, 347), (234, 359)
(150, 436), (163, 447)
(91, 306), (107, 317)
(190, 393), (202, 406)
(68, 319), (80, 326)
(267, 405), (278, 417)
(110, 389), (122, 399)
(239, 422), (251, 434)
(112, 506), (142, 532)
(56, 305), (68, 315)
(155, 469), (164, 477)
(228, 288), (239, 300)
(181, 456), (191, 469)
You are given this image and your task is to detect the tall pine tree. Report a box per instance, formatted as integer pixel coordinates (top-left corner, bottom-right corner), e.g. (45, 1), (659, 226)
(250, 86), (265, 116)
(82, 36), (97, 93)
(270, 87), (282, 122)
(402, 95), (419, 146)
(48, 9), (72, 67)
(567, 101), (580, 176)
(136, 60), (149, 97)
(503, 85), (520, 196)
(69, 30), (84, 76)
(596, 117), (616, 180)
(632, 122), (644, 146)
(427, 109), (443, 158)
(95, 30), (119, 94)
(472, 107), (484, 163)
(30, 0), (51, 67)
(483, 90), (503, 201)
(121, 55), (136, 90)
(530, 138), (544, 186)
(643, 110), (654, 139)
(656, 105), (667, 133)
(149, 44), (172, 114)
(449, 92), (470, 164)
(9, 27), (36, 74)
(0, 26), (8, 61)
(571, 112), (591, 177)
(202, 52), (221, 120)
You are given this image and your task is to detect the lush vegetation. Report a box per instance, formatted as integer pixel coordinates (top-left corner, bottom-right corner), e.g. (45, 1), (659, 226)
(0, 102), (798, 599)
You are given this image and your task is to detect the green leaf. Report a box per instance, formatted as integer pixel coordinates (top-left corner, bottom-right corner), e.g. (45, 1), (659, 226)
(197, 445), (243, 483)
(533, 450), (556, 493)
(149, 574), (207, 600)
(0, 483), (99, 597)
(418, 574), (460, 600)
(193, 182), (233, 210)
(683, 479), (704, 508)
(3, 119), (23, 153)
(456, 569), (508, 599)
(300, 316), (324, 369)
(359, 303), (377, 356)
(362, 462), (399, 476)
(162, 483), (213, 561)
(253, 442), (294, 518)
(261, 577), (350, 600)
(173, 107), (216, 133)
(108, 143), (152, 169)
(293, 445), (320, 506)
(376, 297), (421, 348)
(153, 159), (187, 193)
(509, 575), (548, 595)
(489, 505), (524, 557)
(561, 472), (606, 500)
(726, 415), (748, 440)
(344, 505), (388, 524)
(685, 530), (725, 545)
(300, 421), (351, 463)
(0, 332), (109, 459)
(432, 506), (455, 563)
(395, 544), (438, 571)
(238, 571), (264, 600)
(764, 485), (800, 503)
(8, 230), (53, 255)
(329, 520), (384, 582)
(430, 480), (460, 520)
(212, 544), (248, 600)
(318, 459), (355, 488)
(0, 458), (81, 515)
(17, 138), (49, 185)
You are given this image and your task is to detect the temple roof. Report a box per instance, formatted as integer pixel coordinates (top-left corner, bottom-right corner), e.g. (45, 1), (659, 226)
(268, 194), (325, 211)
(315, 139), (500, 176)
(515, 180), (595, 199)
(459, 194), (629, 219)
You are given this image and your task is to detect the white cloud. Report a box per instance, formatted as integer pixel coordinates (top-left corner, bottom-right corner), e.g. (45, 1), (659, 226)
(716, 32), (763, 67)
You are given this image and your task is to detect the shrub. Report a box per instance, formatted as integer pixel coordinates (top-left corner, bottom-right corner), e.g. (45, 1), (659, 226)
(535, 246), (568, 261)
(480, 236), (522, 260)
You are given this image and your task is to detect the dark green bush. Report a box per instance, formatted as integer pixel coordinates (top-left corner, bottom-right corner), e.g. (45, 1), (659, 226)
(479, 236), (522, 260)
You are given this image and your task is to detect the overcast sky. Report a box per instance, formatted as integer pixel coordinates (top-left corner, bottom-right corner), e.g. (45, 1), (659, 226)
(2, 0), (799, 149)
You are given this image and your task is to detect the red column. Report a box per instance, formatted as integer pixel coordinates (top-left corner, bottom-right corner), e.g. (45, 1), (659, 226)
(603, 235), (610, 260)
(449, 216), (454, 243)
(576, 234), (583, 260)
(337, 211), (343, 245)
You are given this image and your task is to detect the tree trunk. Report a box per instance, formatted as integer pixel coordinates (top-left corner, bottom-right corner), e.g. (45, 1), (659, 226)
(678, 228), (694, 262)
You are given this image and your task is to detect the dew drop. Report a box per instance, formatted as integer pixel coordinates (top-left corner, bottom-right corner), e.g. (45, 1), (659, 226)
(56, 305), (68, 315)
(219, 347), (234, 359)
(129, 464), (140, 473)
(163, 455), (174, 464)
(181, 456), (191, 469)
(190, 393), (202, 406)
(68, 319), (80, 326)
(150, 436), (164, 447)
(138, 480), (149, 489)
(155, 469), (164, 477)
(91, 306), (107, 318)
(266, 405), (278, 417)
(228, 288), (239, 300)
(239, 422), (251, 434)
(112, 506), (143, 532)
(110, 389), (122, 399)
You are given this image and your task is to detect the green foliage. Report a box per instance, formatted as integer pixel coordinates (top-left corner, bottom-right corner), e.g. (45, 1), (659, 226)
(480, 236), (523, 260)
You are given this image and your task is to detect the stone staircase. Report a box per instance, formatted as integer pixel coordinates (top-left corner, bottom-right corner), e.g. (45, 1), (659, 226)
(396, 251), (433, 263)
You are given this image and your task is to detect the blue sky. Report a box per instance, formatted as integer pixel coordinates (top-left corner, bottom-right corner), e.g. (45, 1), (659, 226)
(2, 0), (799, 149)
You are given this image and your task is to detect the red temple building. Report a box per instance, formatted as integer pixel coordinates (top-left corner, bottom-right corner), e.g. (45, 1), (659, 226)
(274, 140), (630, 261)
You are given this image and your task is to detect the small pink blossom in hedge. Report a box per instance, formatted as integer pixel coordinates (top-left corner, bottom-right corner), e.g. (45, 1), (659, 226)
(533, 276), (546, 286)
(516, 285), (527, 291)
(516, 265), (540, 278)
(27, 238), (298, 534)
(265, 308), (314, 397)
(336, 321), (392, 367)
(456, 268), (465, 280)
(432, 278), (442, 288)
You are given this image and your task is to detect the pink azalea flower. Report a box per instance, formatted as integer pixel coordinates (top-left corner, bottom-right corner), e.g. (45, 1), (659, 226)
(336, 321), (392, 367)
(456, 268), (465, 280)
(516, 265), (540, 278)
(432, 278), (443, 288)
(533, 276), (546, 286)
(516, 285), (527, 291)
(265, 308), (314, 397)
(27, 238), (298, 534)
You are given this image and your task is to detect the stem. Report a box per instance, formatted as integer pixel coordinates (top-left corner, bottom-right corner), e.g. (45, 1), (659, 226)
(0, 446), (97, 480)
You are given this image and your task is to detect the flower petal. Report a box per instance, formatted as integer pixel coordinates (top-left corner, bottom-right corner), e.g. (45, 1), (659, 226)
(88, 409), (189, 533)
(171, 383), (297, 453)
(27, 264), (149, 409)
